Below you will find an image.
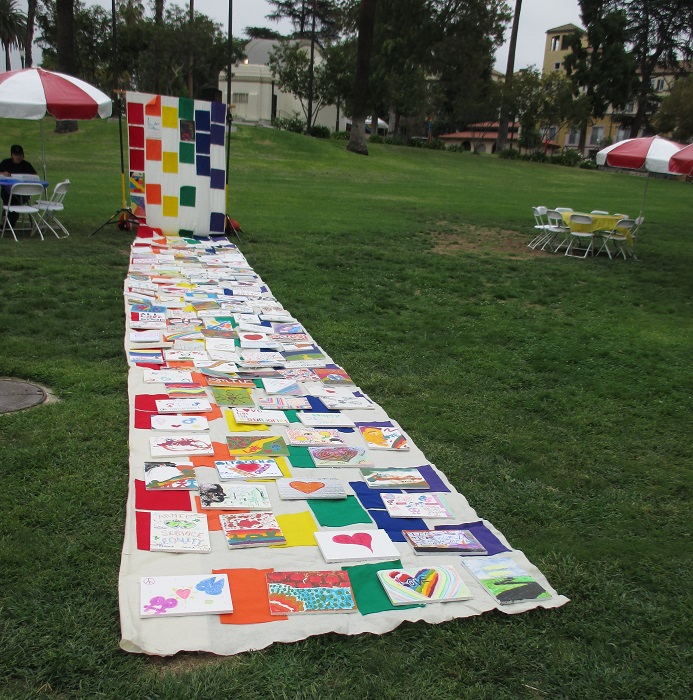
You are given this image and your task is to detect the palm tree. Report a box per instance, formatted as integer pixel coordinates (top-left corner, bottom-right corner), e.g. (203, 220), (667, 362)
(24, 0), (36, 67)
(346, 0), (378, 156)
(0, 0), (27, 71)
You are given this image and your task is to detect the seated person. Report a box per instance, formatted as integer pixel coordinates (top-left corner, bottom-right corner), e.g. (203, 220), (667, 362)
(1, 145), (39, 226)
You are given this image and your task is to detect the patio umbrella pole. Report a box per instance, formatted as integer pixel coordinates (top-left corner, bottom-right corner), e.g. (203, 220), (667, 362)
(40, 119), (47, 182)
(638, 174), (650, 220)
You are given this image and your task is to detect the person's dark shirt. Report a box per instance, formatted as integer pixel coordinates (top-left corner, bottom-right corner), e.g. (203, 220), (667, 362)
(0, 158), (37, 175)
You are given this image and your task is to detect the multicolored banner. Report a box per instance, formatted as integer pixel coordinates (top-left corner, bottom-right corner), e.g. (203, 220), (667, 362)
(126, 92), (227, 235)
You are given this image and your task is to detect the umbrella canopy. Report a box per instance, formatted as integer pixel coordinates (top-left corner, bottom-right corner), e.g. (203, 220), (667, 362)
(595, 135), (684, 174)
(669, 143), (693, 177)
(0, 68), (112, 121)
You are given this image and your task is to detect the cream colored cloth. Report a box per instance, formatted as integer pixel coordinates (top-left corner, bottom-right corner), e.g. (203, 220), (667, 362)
(119, 236), (569, 656)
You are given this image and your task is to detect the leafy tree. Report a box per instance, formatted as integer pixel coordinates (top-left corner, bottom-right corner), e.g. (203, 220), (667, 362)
(267, 0), (341, 44)
(428, 0), (510, 128)
(37, 1), (240, 99)
(269, 39), (334, 128)
(37, 1), (111, 88)
(622, 0), (693, 137)
(653, 74), (693, 142)
(245, 26), (284, 40)
(564, 2), (636, 150)
(0, 0), (26, 70)
(367, 0), (434, 135)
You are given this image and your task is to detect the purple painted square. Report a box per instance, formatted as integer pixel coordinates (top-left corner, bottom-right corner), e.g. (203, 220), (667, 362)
(209, 211), (226, 233)
(195, 109), (211, 132)
(196, 155), (210, 177)
(210, 169), (225, 190)
(196, 132), (211, 155)
(210, 123), (225, 146)
(211, 101), (226, 124)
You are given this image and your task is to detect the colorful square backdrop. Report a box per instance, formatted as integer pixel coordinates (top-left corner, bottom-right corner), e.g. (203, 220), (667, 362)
(126, 91), (227, 235)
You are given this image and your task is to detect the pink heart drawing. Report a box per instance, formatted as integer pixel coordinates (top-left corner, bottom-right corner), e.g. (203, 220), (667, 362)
(176, 588), (191, 599)
(332, 532), (373, 552)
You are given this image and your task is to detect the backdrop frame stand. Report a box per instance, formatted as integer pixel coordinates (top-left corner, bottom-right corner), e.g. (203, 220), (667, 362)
(91, 0), (139, 236)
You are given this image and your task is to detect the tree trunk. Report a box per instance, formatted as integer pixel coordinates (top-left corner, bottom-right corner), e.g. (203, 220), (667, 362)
(371, 112), (378, 139)
(25, 0), (37, 68)
(578, 123), (588, 155)
(4, 45), (10, 71)
(188, 0), (195, 98)
(496, 0), (522, 153)
(56, 0), (78, 133)
(347, 0), (378, 156)
(154, 0), (164, 93)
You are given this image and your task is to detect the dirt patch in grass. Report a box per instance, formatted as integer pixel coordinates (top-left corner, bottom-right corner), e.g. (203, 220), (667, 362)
(427, 222), (551, 257)
(146, 652), (235, 675)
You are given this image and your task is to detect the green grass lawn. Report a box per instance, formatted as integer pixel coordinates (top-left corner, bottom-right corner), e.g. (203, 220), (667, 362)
(0, 119), (691, 699)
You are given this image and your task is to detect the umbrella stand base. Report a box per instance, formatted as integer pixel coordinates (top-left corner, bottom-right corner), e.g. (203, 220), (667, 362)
(91, 208), (140, 236)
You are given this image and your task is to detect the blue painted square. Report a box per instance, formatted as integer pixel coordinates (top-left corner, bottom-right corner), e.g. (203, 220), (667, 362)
(210, 123), (225, 146)
(195, 109), (211, 132)
(211, 102), (226, 124)
(210, 169), (225, 190)
(196, 155), (210, 177)
(210, 211), (226, 233)
(196, 132), (211, 155)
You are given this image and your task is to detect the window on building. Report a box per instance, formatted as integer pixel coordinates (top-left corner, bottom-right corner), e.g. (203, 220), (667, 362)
(624, 102), (635, 114)
(616, 128), (629, 143)
(551, 36), (560, 51)
(554, 62), (561, 70)
(566, 129), (580, 146)
(546, 126), (558, 141)
(590, 126), (604, 145)
(232, 93), (249, 104)
(655, 78), (665, 91)
(561, 35), (571, 50)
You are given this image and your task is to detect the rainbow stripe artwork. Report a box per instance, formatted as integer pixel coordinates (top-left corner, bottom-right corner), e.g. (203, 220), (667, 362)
(125, 91), (227, 236)
(377, 565), (473, 606)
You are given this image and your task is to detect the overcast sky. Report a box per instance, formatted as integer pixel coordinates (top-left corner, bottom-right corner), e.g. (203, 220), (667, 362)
(11, 0), (584, 74)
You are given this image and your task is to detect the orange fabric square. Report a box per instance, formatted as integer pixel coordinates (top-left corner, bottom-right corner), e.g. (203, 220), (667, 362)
(145, 95), (161, 116)
(191, 371), (209, 386)
(190, 441), (231, 468)
(193, 496), (248, 531)
(146, 139), (162, 161)
(146, 184), (162, 205)
(213, 568), (288, 624)
(166, 361), (195, 369)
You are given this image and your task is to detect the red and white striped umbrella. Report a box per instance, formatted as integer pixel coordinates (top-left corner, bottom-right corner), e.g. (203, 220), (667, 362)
(669, 143), (693, 177)
(0, 68), (112, 120)
(596, 135), (684, 174)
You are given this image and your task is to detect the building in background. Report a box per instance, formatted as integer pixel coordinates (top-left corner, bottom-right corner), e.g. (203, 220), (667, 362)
(543, 24), (678, 155)
(219, 39), (341, 131)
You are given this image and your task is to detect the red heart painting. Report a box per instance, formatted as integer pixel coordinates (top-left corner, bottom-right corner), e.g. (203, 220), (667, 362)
(289, 481), (325, 494)
(176, 588), (191, 599)
(332, 532), (373, 552)
(235, 461), (263, 473)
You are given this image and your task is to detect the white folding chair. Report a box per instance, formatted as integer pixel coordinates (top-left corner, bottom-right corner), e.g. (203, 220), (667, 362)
(528, 206), (550, 249)
(540, 209), (571, 252)
(597, 218), (634, 259)
(565, 213), (595, 258)
(555, 207), (573, 213)
(1, 182), (46, 242)
(35, 179), (71, 238)
(590, 210), (609, 215)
